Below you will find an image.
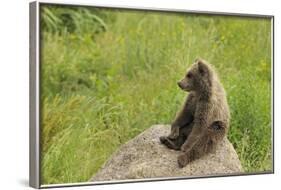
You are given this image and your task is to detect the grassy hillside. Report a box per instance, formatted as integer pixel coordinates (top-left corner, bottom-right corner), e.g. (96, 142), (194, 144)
(40, 5), (272, 184)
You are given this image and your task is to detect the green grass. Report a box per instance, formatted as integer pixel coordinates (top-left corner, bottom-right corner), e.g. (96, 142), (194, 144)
(40, 5), (272, 184)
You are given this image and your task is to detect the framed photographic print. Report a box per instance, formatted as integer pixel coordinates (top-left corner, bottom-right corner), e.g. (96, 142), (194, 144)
(29, 1), (274, 188)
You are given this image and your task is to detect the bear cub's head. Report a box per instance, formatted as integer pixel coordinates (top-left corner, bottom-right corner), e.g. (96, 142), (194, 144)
(177, 58), (212, 92)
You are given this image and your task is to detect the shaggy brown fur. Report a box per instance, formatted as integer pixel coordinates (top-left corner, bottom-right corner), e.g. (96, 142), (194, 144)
(160, 58), (230, 168)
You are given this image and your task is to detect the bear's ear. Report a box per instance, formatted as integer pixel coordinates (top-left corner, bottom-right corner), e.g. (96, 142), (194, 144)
(198, 60), (208, 75)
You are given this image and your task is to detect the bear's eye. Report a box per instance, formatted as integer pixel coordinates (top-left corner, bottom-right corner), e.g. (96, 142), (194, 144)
(186, 73), (193, 78)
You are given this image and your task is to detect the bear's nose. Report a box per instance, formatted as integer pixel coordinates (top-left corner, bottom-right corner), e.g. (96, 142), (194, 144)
(177, 81), (182, 88)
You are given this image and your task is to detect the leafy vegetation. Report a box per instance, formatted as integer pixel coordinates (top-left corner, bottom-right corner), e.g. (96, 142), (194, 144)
(40, 5), (272, 184)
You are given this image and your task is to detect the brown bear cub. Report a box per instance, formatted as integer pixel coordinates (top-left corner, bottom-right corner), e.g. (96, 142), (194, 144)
(160, 58), (230, 168)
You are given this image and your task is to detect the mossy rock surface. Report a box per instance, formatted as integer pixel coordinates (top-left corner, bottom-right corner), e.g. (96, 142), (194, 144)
(90, 125), (243, 182)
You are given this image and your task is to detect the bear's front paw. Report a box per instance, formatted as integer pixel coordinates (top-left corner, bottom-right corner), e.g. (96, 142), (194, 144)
(177, 153), (189, 168)
(168, 126), (179, 140)
(159, 136), (167, 144)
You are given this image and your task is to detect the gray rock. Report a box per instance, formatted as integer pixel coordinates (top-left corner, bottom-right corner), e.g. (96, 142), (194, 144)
(90, 125), (243, 182)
